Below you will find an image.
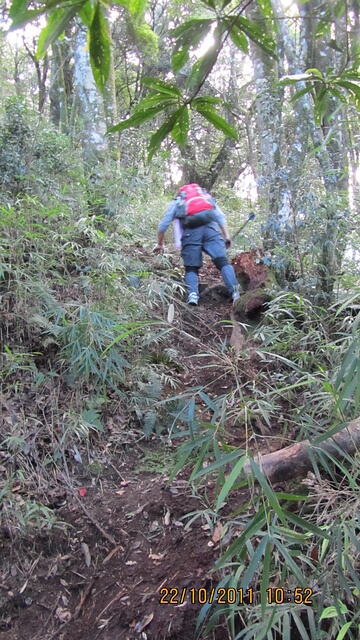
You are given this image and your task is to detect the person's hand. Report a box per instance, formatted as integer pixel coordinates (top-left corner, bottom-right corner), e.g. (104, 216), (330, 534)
(225, 238), (231, 248)
(153, 244), (165, 254)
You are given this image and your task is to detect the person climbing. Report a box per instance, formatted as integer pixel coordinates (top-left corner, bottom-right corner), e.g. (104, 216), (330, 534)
(153, 183), (241, 306)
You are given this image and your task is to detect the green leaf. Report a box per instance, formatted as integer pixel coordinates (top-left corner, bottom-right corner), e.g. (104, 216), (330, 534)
(168, 433), (212, 482)
(261, 540), (271, 617)
(103, 321), (154, 350)
(184, 58), (202, 90)
(89, 1), (111, 92)
(335, 622), (353, 640)
(334, 340), (358, 389)
(187, 394), (196, 439)
(235, 16), (276, 57)
(319, 604), (348, 621)
(333, 355), (359, 413)
(305, 67), (325, 78)
(171, 18), (213, 39)
(198, 390), (219, 412)
(196, 575), (231, 631)
(283, 612), (291, 640)
(192, 103), (237, 139)
(129, 0), (146, 16)
(133, 94), (179, 110)
(229, 24), (249, 54)
(275, 492), (308, 501)
(328, 38), (343, 53)
(147, 108), (182, 161)
(316, 19), (331, 38)
(186, 22), (225, 90)
(272, 537), (307, 585)
(142, 77), (181, 97)
(290, 86), (313, 102)
(250, 459), (287, 526)
(37, 5), (83, 58)
(216, 506), (267, 569)
(192, 96), (222, 106)
(187, 49), (219, 91)
(257, 0), (274, 20)
(192, 448), (246, 480)
(279, 73), (319, 85)
(78, 0), (94, 27)
(9, 0), (28, 20)
(341, 69), (360, 80)
(336, 79), (360, 106)
(282, 509), (330, 538)
(215, 455), (247, 511)
(354, 365), (360, 415)
(240, 535), (269, 592)
(9, 7), (44, 29)
(172, 48), (190, 74)
(313, 85), (328, 125)
(200, 0), (217, 7)
(171, 18), (214, 73)
(334, 0), (346, 19)
(81, 409), (104, 432)
(189, 440), (213, 481)
(212, 440), (226, 489)
(291, 611), (311, 640)
(107, 103), (168, 133)
(171, 106), (189, 147)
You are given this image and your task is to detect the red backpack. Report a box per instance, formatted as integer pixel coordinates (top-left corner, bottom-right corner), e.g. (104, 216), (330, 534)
(178, 183), (213, 216)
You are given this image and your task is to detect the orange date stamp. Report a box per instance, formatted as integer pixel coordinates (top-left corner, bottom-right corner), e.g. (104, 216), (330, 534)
(159, 586), (314, 606)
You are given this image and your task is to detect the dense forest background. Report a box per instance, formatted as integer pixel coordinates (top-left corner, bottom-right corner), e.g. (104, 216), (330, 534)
(0, 0), (360, 638)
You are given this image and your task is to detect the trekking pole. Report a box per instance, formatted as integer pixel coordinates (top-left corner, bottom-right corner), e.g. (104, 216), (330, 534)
(230, 211), (256, 243)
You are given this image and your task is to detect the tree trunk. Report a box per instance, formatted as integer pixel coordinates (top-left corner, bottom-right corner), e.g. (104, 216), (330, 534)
(49, 37), (73, 131)
(103, 13), (120, 160)
(74, 21), (109, 168)
(242, 418), (360, 484)
(23, 41), (49, 115)
(302, 0), (350, 301)
(271, 0), (311, 204)
(180, 136), (238, 191)
(248, 3), (286, 281)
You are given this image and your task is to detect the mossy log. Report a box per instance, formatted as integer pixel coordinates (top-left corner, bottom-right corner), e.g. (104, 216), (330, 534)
(231, 249), (276, 317)
(242, 419), (360, 484)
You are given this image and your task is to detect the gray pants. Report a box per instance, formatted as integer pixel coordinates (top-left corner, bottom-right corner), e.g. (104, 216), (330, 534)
(181, 223), (238, 296)
(181, 222), (227, 267)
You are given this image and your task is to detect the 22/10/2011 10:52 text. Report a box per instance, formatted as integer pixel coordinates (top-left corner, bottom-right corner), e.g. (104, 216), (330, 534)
(159, 587), (313, 606)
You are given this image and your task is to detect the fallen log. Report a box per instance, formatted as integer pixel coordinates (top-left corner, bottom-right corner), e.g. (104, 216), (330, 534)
(242, 418), (360, 484)
(231, 249), (277, 318)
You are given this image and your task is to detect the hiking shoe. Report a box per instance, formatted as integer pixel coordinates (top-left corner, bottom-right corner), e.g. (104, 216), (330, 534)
(232, 287), (241, 303)
(187, 292), (199, 306)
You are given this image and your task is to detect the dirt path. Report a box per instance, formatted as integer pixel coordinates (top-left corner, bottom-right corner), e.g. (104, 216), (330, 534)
(0, 254), (260, 640)
(1, 455), (233, 640)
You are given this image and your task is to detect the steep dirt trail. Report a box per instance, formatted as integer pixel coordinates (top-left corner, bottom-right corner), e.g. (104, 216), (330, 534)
(0, 252), (264, 640)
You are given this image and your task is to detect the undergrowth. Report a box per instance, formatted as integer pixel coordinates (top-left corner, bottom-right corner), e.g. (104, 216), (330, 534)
(0, 106), (183, 540)
(166, 292), (360, 640)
